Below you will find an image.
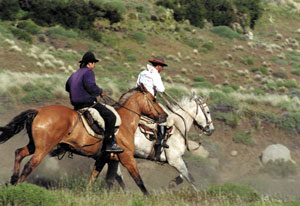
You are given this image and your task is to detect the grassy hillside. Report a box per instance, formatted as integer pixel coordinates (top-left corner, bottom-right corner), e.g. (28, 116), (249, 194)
(1, 0), (300, 204)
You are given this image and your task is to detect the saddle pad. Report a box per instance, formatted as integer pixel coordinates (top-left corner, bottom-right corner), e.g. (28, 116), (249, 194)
(80, 105), (122, 135)
(80, 114), (103, 139)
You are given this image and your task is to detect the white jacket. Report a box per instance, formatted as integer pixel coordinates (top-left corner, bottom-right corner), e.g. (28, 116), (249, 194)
(136, 64), (165, 96)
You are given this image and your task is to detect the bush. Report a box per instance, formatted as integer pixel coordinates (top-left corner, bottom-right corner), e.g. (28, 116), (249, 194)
(126, 54), (137, 62)
(214, 112), (239, 128)
(0, 183), (58, 206)
(240, 56), (254, 65)
(250, 66), (268, 75)
(291, 68), (300, 76)
(277, 79), (298, 89)
(104, 0), (126, 23)
(17, 20), (40, 35)
(192, 81), (214, 88)
(9, 27), (32, 43)
(202, 41), (215, 51)
(277, 112), (300, 135)
(211, 26), (241, 39)
(21, 89), (54, 104)
(207, 183), (260, 202)
(130, 32), (147, 44)
(233, 131), (255, 146)
(209, 91), (239, 112)
(193, 75), (206, 82)
(260, 159), (298, 177)
(0, 0), (20, 20)
(272, 69), (288, 79)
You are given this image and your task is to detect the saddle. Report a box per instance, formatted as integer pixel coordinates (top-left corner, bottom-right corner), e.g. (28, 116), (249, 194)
(138, 116), (174, 140)
(78, 104), (121, 139)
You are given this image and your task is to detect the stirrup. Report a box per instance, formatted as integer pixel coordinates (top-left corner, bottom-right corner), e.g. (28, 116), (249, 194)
(105, 143), (124, 153)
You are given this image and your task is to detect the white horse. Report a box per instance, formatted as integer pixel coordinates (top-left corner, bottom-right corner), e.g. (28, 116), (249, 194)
(105, 94), (214, 191)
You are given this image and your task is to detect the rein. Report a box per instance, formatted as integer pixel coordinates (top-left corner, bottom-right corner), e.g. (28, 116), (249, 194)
(161, 92), (212, 151)
(103, 93), (158, 124)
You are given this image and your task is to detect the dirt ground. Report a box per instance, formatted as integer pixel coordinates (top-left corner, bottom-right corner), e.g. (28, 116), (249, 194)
(1, 105), (300, 201)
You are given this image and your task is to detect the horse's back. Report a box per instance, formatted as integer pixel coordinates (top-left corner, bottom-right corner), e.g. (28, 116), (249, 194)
(33, 104), (77, 132)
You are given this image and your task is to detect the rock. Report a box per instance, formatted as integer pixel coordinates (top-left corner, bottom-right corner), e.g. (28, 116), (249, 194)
(261, 144), (295, 165)
(231, 150), (238, 156)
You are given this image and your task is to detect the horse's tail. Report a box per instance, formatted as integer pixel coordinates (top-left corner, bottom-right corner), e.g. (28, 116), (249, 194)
(0, 109), (38, 144)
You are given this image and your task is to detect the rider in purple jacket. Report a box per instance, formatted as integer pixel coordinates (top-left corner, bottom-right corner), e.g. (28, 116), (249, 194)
(66, 51), (123, 153)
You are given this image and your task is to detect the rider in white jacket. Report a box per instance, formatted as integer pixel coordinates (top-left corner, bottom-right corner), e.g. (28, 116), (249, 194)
(136, 56), (169, 148)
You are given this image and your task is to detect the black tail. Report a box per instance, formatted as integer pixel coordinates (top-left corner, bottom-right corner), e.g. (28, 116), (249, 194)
(0, 109), (38, 144)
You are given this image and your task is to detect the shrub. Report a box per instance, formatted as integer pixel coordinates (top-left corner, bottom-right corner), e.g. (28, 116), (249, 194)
(291, 68), (300, 76)
(165, 87), (185, 99)
(192, 81), (214, 88)
(126, 54), (137, 62)
(277, 79), (298, 89)
(214, 111), (239, 128)
(209, 91), (239, 112)
(21, 89), (54, 104)
(130, 32), (147, 44)
(193, 75), (206, 82)
(233, 131), (255, 146)
(87, 29), (102, 42)
(272, 69), (288, 79)
(17, 20), (40, 35)
(0, 183), (58, 206)
(0, 0), (20, 20)
(277, 112), (300, 135)
(104, 0), (126, 23)
(260, 159), (298, 177)
(211, 26), (241, 39)
(250, 66), (268, 75)
(45, 26), (78, 39)
(202, 41), (215, 51)
(9, 27), (32, 43)
(222, 86), (235, 93)
(240, 56), (254, 65)
(207, 183), (260, 202)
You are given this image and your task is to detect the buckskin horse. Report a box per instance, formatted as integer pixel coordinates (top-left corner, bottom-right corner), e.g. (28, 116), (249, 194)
(0, 85), (167, 195)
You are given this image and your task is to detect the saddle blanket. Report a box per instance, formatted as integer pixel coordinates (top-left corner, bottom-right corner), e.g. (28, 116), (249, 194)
(79, 104), (121, 139)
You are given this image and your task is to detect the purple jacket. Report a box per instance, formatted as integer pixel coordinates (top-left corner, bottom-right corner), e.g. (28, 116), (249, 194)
(66, 67), (103, 106)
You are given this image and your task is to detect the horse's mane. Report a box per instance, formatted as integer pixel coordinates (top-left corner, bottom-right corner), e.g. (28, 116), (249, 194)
(113, 87), (139, 110)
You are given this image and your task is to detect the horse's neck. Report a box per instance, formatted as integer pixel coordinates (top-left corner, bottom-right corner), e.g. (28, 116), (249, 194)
(117, 104), (140, 133)
(172, 102), (196, 131)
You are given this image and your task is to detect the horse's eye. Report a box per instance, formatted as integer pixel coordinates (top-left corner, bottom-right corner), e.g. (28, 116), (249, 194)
(153, 98), (157, 102)
(207, 111), (210, 114)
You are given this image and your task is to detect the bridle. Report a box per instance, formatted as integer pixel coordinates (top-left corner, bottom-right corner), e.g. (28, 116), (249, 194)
(193, 98), (213, 134)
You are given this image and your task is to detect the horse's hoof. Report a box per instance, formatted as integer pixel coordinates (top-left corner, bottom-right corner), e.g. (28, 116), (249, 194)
(168, 181), (176, 189)
(10, 175), (18, 185)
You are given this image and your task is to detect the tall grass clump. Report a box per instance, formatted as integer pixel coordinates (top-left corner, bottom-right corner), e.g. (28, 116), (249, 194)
(260, 159), (298, 177)
(233, 131), (255, 146)
(207, 183), (260, 202)
(0, 183), (58, 206)
(211, 26), (241, 39)
(277, 111), (300, 135)
(130, 31), (147, 44)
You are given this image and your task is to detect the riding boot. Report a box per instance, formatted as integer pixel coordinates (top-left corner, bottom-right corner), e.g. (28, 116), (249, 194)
(105, 134), (124, 153)
(156, 125), (169, 148)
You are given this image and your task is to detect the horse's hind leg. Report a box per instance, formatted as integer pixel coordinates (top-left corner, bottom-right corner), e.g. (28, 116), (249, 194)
(17, 150), (48, 184)
(168, 157), (198, 191)
(11, 141), (35, 185)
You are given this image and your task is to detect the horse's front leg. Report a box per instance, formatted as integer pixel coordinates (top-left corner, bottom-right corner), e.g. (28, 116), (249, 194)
(88, 154), (108, 186)
(168, 156), (198, 191)
(118, 151), (148, 195)
(105, 160), (126, 190)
